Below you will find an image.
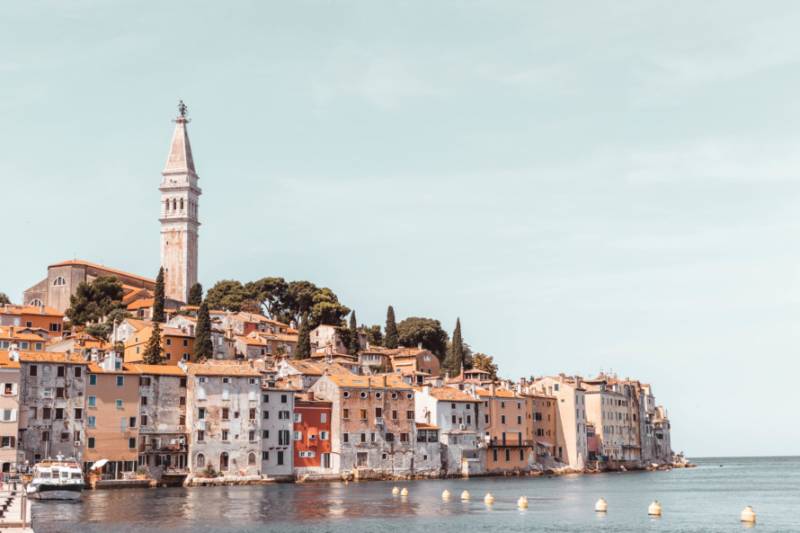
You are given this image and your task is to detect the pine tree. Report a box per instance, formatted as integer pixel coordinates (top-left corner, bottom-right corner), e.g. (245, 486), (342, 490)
(188, 283), (203, 306)
(153, 267), (166, 323)
(295, 312), (311, 359)
(348, 310), (360, 355)
(193, 301), (213, 361)
(143, 322), (164, 365)
(384, 305), (398, 349)
(445, 317), (465, 376)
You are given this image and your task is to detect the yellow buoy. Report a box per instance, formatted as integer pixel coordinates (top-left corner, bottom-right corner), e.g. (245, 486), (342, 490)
(648, 500), (662, 517)
(740, 506), (756, 524)
(442, 489), (451, 500)
(400, 487), (409, 497)
(484, 493), (495, 505)
(460, 490), (470, 501)
(594, 498), (608, 512)
(517, 496), (528, 509)
(392, 486), (400, 496)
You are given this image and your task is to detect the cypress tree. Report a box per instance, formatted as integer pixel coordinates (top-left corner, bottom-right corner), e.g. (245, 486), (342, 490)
(153, 267), (166, 323)
(295, 312), (311, 359)
(193, 301), (213, 361)
(143, 322), (164, 365)
(348, 310), (359, 355)
(188, 283), (203, 306)
(384, 305), (398, 349)
(445, 317), (465, 377)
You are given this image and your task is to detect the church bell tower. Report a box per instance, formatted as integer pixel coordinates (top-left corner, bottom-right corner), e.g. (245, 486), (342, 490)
(160, 100), (201, 303)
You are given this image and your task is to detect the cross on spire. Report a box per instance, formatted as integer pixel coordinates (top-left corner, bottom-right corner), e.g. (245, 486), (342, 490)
(177, 99), (188, 119)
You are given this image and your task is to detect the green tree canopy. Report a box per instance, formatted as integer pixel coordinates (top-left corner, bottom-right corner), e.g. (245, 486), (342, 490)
(384, 306), (398, 348)
(444, 318), (465, 377)
(188, 282), (203, 306)
(204, 280), (257, 312)
(295, 312), (311, 359)
(193, 301), (213, 361)
(153, 267), (166, 323)
(472, 352), (499, 380)
(362, 324), (383, 347)
(66, 276), (126, 326)
(0, 293), (10, 305)
(348, 311), (359, 355)
(397, 316), (449, 359)
(143, 322), (164, 365)
(245, 277), (288, 319)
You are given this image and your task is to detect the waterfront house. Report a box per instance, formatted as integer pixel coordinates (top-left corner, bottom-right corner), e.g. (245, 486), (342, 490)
(83, 363), (140, 479)
(309, 374), (416, 477)
(414, 384), (484, 476)
(18, 351), (88, 464)
(292, 392), (333, 477)
(476, 386), (534, 473)
(260, 379), (295, 479)
(185, 363), (262, 477)
(0, 351), (21, 473)
(528, 376), (588, 470)
(129, 364), (188, 476)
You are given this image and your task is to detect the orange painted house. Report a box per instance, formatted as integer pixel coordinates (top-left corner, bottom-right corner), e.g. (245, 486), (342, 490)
(124, 325), (194, 365)
(0, 305), (63, 337)
(293, 393), (332, 472)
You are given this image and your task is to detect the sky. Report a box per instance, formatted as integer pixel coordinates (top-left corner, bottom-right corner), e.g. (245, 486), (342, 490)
(2, 1), (799, 457)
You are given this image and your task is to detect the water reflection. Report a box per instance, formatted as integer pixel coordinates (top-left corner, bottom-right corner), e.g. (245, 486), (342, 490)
(31, 458), (800, 533)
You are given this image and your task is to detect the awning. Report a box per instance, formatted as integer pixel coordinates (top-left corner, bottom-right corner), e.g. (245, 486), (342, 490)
(90, 459), (109, 470)
(536, 441), (555, 448)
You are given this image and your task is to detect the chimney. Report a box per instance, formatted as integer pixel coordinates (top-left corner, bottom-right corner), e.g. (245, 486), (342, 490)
(417, 342), (423, 350)
(307, 391), (314, 401)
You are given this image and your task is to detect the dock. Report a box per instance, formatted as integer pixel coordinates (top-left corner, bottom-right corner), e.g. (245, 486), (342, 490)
(0, 489), (34, 532)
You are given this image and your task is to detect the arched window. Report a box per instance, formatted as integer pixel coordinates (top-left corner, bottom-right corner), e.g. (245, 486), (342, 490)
(53, 277), (66, 287)
(29, 299), (43, 307)
(248, 452), (256, 466)
(219, 452), (229, 471)
(180, 198), (184, 210)
(165, 199), (170, 211)
(196, 453), (205, 468)
(172, 198), (177, 210)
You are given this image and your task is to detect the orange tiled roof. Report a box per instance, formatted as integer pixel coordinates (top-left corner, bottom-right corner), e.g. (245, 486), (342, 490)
(325, 373), (411, 390)
(0, 351), (21, 369)
(185, 362), (261, 377)
(127, 298), (154, 311)
(416, 422), (439, 430)
(127, 363), (187, 376)
(49, 259), (154, 284)
(476, 387), (519, 399)
(18, 351), (86, 364)
(0, 304), (63, 317)
(427, 387), (477, 402)
(0, 327), (48, 342)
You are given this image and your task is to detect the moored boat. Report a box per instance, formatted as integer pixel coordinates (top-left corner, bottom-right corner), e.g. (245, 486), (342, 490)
(26, 456), (84, 501)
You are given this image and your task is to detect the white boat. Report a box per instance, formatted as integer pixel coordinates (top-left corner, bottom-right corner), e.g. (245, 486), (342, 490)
(26, 456), (84, 501)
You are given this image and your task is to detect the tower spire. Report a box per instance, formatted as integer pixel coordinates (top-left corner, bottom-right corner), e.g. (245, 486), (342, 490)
(163, 99), (196, 176)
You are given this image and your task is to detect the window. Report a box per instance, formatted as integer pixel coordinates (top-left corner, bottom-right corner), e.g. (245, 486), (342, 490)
(505, 449), (510, 462)
(74, 408), (82, 420)
(197, 430), (205, 442)
(262, 394), (269, 403)
(262, 451), (269, 461)
(115, 399), (123, 409)
(517, 416), (522, 424)
(262, 410), (269, 419)
(277, 451), (284, 465)
(88, 416), (96, 428)
(279, 410), (290, 420)
(375, 407), (382, 418)
(116, 376), (124, 387)
(343, 433), (349, 443)
(222, 377), (230, 384)
(278, 430), (290, 445)
(281, 394), (287, 403)
(391, 392), (398, 400)
(166, 338), (172, 346)
(88, 396), (96, 408)
(249, 408), (256, 420)
(141, 396), (148, 406)
(296, 431), (303, 441)
(391, 410), (398, 420)
(222, 408), (229, 420)
(129, 417), (136, 428)
(360, 433), (366, 443)
(293, 413), (302, 423)
(74, 367), (82, 378)
(28, 365), (37, 377)
(141, 415), (148, 426)
(249, 430), (256, 442)
(56, 387), (65, 399)
(221, 430), (229, 441)
(400, 433), (409, 442)
(360, 391), (368, 399)
(342, 409), (349, 420)
(196, 453), (205, 468)
(88, 437), (95, 449)
(129, 438), (136, 449)
(42, 407), (51, 419)
(248, 452), (256, 466)
(407, 410), (414, 420)
(53, 276), (66, 286)
(385, 433), (395, 442)
(343, 391), (351, 399)
(320, 431), (329, 440)
(262, 430), (269, 439)
(360, 409), (367, 420)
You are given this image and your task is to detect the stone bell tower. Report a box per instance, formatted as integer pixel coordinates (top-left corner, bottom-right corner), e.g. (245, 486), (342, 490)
(160, 100), (201, 303)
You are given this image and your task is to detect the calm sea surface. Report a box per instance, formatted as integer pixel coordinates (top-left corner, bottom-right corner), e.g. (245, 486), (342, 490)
(32, 457), (800, 533)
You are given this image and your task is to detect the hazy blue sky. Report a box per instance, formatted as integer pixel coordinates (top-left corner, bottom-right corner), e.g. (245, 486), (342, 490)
(3, 1), (799, 457)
